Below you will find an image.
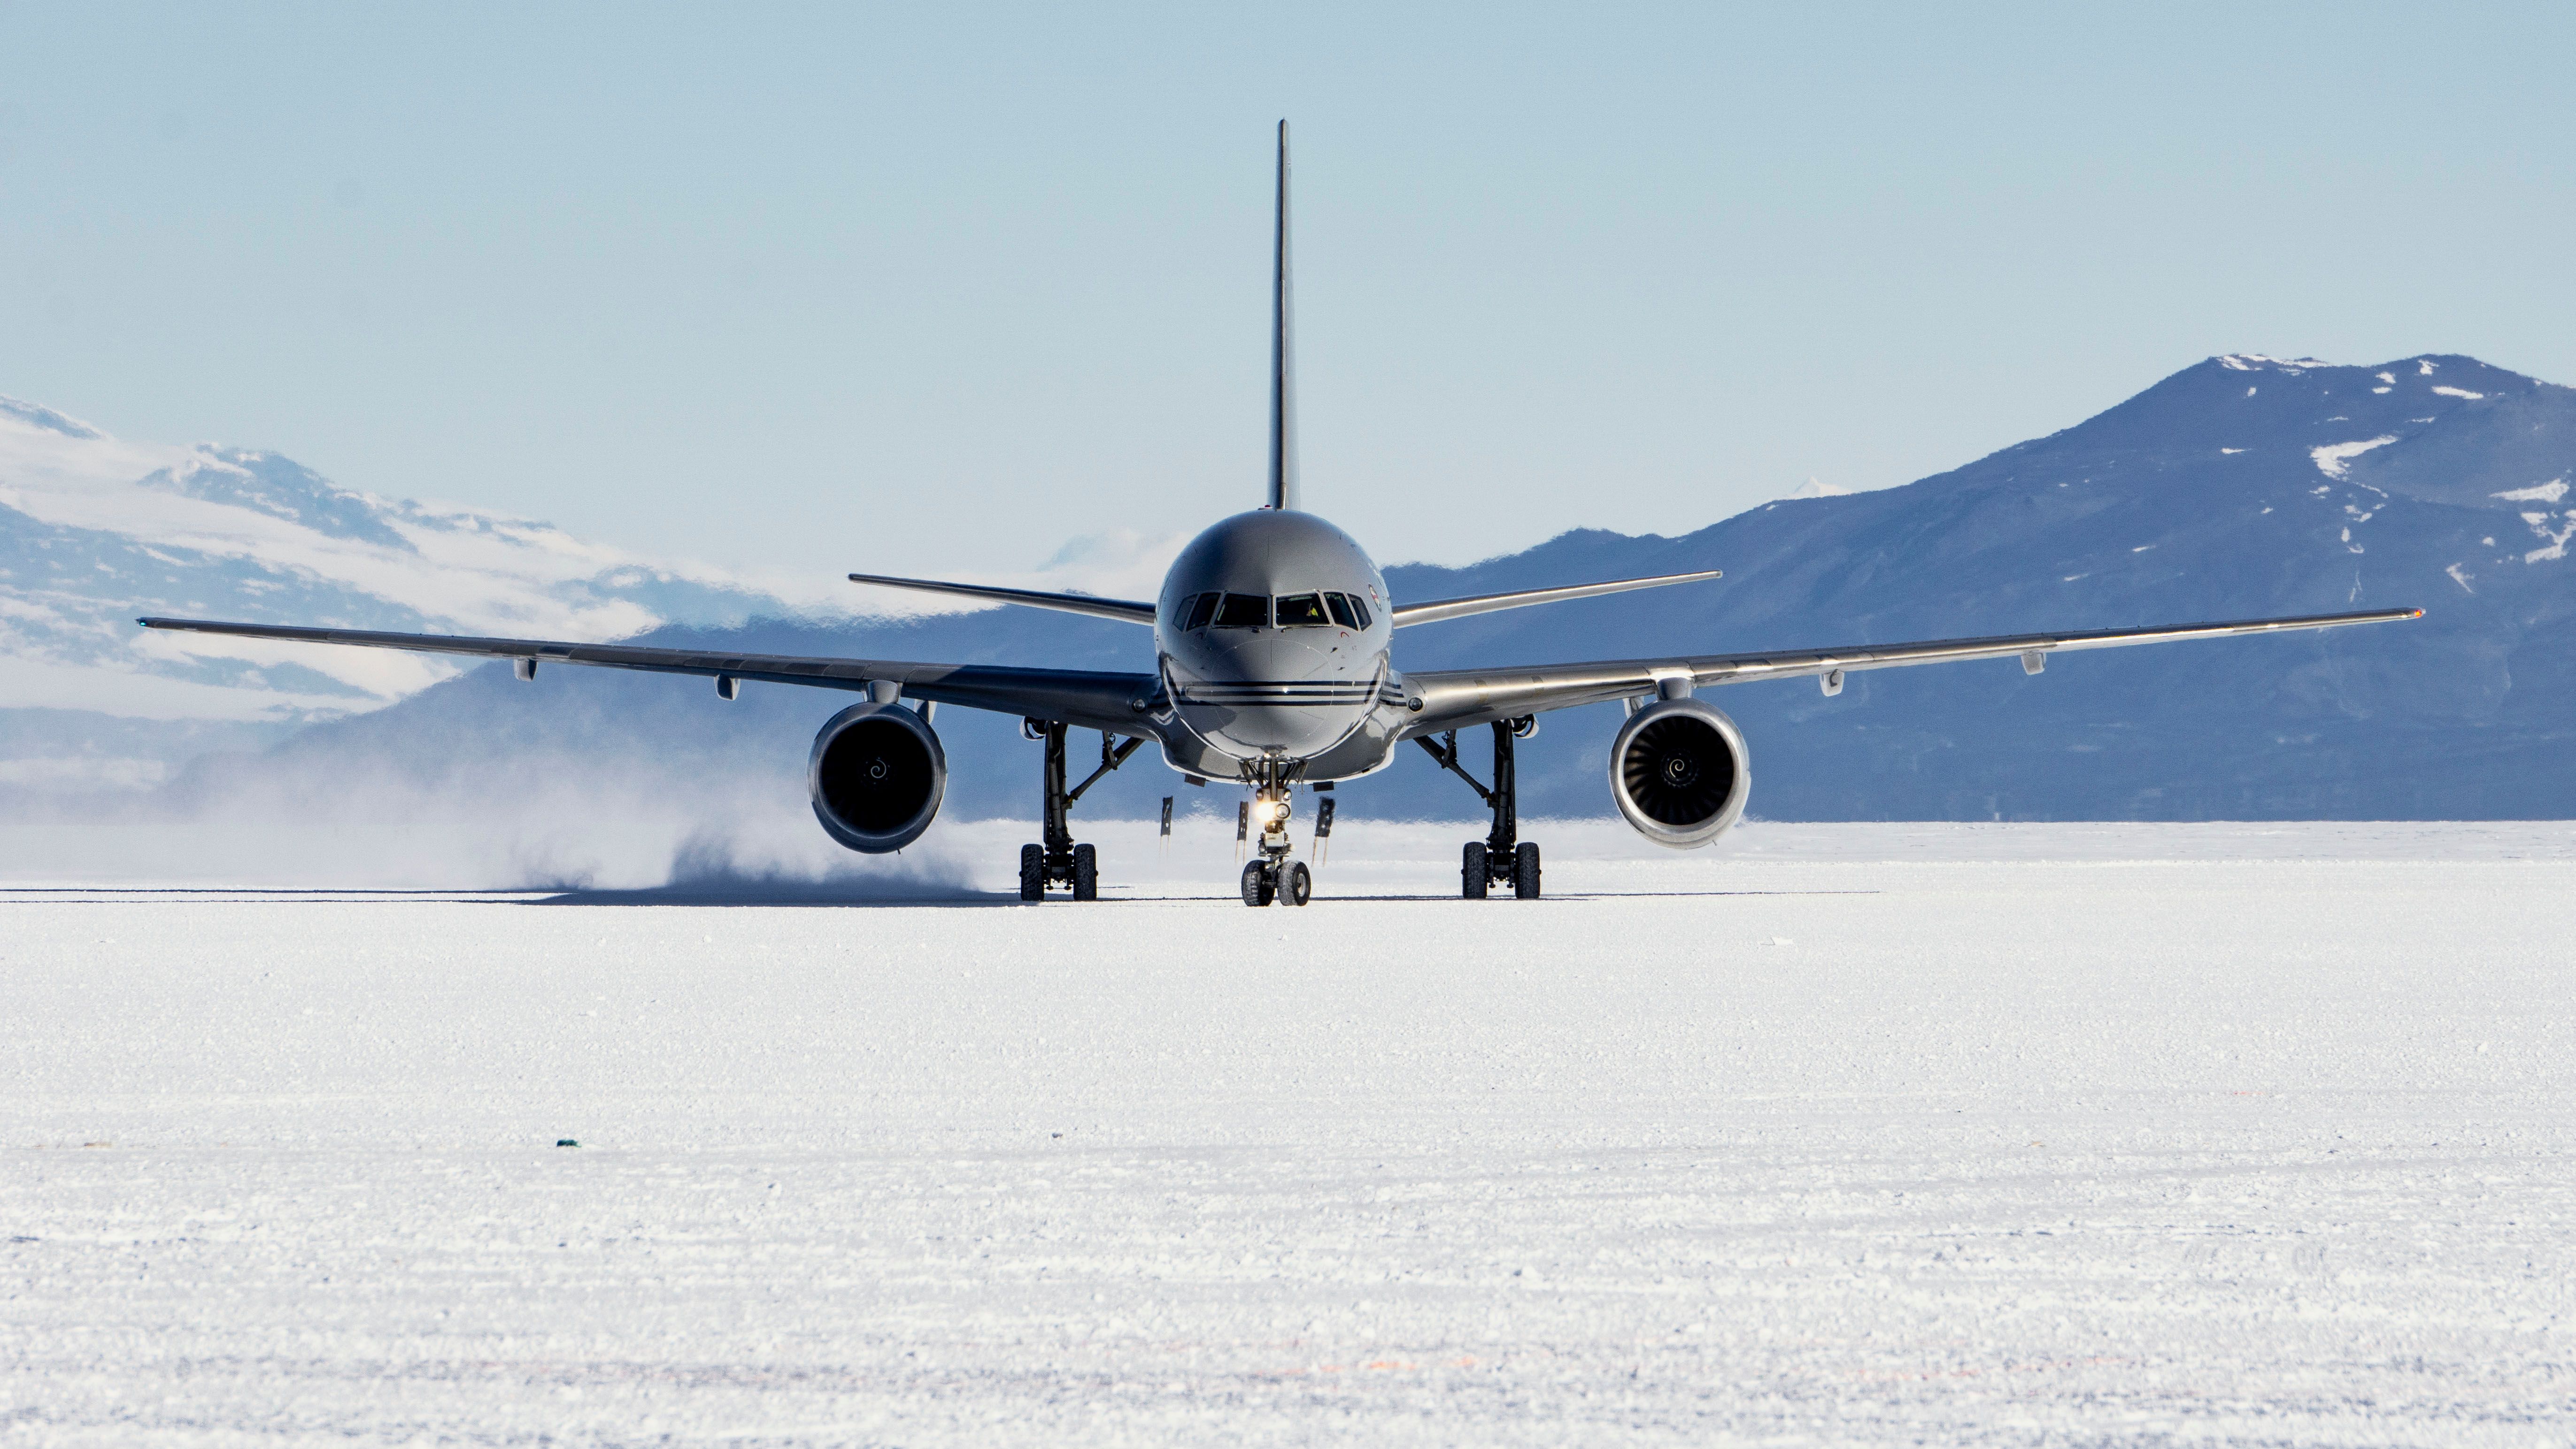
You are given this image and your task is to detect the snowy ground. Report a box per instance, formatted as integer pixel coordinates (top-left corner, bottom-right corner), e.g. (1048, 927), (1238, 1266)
(4, 819), (2573, 1445)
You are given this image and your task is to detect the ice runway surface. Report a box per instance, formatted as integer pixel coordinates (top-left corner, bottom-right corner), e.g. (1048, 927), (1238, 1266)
(5, 821), (2573, 1445)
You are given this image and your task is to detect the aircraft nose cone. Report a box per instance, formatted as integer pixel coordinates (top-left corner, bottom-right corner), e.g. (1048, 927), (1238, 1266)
(1210, 702), (1348, 756)
(1194, 630), (1267, 681)
(1168, 629), (1373, 760)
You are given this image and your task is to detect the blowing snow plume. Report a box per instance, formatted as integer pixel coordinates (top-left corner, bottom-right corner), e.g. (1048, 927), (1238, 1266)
(532, 826), (995, 905)
(0, 736), (989, 896)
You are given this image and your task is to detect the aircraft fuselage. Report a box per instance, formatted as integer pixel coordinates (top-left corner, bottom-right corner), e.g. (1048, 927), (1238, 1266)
(1153, 509), (1404, 781)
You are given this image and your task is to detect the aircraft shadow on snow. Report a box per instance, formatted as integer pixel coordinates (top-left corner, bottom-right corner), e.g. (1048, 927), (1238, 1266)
(522, 882), (1878, 908)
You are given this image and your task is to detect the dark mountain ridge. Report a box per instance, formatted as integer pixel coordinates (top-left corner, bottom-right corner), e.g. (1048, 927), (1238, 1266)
(176, 353), (2576, 827)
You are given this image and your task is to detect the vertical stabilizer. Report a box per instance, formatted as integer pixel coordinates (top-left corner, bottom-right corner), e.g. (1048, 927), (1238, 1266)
(1266, 120), (1299, 511)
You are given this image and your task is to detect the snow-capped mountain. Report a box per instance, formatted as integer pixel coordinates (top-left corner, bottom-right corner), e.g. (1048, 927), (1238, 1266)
(1369, 351), (2576, 819)
(165, 351), (2575, 834)
(0, 395), (806, 787)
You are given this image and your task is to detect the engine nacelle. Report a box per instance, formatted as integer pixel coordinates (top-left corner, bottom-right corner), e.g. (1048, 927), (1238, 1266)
(1609, 697), (1751, 848)
(808, 702), (946, 853)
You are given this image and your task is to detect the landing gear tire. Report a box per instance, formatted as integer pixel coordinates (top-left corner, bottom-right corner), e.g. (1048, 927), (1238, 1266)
(1241, 860), (1275, 907)
(1018, 844), (1045, 902)
(1462, 841), (1489, 900)
(1513, 841), (1542, 900)
(1284, 861), (1311, 907)
(1071, 843), (1098, 902)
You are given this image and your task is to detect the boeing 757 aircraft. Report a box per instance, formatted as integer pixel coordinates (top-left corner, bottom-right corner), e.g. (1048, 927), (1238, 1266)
(143, 123), (2420, 907)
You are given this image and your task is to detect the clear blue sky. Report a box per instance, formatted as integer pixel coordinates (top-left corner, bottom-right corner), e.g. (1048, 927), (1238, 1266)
(4, 3), (2572, 579)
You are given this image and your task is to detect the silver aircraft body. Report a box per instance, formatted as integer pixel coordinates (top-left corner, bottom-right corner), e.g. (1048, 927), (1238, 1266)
(141, 123), (2422, 906)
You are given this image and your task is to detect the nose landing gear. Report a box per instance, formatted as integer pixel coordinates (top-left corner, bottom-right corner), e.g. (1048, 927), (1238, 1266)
(1237, 768), (1313, 907)
(1419, 717), (1543, 901)
(1018, 720), (1139, 902)
(1240, 855), (1312, 907)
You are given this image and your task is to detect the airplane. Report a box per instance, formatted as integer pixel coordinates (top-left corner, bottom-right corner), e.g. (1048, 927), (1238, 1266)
(140, 122), (2422, 909)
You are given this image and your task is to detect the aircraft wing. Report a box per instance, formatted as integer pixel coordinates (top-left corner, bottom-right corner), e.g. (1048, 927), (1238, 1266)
(1392, 570), (1721, 627)
(136, 617), (1163, 737)
(1396, 607), (2424, 736)
(845, 573), (1157, 624)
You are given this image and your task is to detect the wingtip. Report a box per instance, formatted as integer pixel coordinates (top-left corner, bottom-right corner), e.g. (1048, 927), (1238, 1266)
(2408, 607), (2426, 618)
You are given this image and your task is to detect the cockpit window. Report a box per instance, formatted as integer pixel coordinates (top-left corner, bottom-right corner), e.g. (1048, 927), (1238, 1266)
(1211, 593), (1269, 628)
(1339, 592), (1373, 629)
(1274, 592), (1329, 627)
(1183, 593), (1219, 631)
(1323, 592), (1357, 628)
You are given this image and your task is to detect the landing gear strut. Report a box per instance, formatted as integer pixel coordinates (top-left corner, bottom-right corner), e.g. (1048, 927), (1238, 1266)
(1416, 717), (1542, 901)
(1236, 760), (1313, 908)
(1018, 720), (1141, 902)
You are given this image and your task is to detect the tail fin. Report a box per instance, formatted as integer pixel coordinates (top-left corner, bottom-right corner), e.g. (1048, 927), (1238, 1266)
(1265, 120), (1298, 511)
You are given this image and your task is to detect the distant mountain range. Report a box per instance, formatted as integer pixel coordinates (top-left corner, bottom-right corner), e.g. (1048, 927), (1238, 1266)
(14, 352), (2575, 829)
(0, 395), (812, 789)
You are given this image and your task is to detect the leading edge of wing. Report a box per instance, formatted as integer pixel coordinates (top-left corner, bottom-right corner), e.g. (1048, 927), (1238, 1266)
(1398, 606), (2425, 732)
(1391, 569), (1722, 628)
(846, 573), (1157, 624)
(135, 617), (1162, 734)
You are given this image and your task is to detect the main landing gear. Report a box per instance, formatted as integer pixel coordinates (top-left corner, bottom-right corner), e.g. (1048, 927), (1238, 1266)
(1416, 717), (1542, 901)
(1237, 761), (1312, 908)
(1018, 720), (1141, 902)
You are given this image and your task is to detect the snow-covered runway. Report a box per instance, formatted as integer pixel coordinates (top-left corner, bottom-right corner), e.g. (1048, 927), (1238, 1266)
(5, 822), (2572, 1445)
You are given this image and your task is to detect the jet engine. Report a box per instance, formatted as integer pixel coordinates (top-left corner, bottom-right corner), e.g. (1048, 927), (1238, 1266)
(1609, 697), (1750, 848)
(808, 701), (947, 853)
